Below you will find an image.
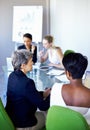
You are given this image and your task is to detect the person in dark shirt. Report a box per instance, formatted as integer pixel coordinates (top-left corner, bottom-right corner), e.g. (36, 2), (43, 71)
(5, 49), (50, 130)
(18, 33), (37, 64)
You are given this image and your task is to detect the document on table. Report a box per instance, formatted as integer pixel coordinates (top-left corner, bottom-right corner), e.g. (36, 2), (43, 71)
(55, 73), (85, 83)
(47, 69), (65, 76)
(55, 74), (69, 83)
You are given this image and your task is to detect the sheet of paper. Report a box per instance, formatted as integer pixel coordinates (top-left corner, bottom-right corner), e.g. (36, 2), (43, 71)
(55, 74), (69, 83)
(55, 73), (85, 83)
(47, 69), (65, 76)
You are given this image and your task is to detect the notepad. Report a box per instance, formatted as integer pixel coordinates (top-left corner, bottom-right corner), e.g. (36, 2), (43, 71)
(47, 69), (65, 76)
(55, 74), (69, 83)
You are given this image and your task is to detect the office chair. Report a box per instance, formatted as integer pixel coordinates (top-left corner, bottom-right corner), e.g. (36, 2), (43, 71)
(46, 105), (90, 130)
(64, 49), (75, 56)
(0, 98), (15, 130)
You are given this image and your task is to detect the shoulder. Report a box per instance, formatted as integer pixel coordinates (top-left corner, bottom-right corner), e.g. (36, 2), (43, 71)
(23, 77), (35, 89)
(8, 72), (14, 81)
(56, 47), (62, 53)
(27, 77), (35, 84)
(55, 47), (63, 57)
(8, 71), (17, 78)
(18, 44), (25, 49)
(25, 78), (36, 92)
(51, 46), (62, 52)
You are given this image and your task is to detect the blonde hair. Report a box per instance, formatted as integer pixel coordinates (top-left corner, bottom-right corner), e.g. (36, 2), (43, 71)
(52, 46), (60, 50)
(44, 35), (54, 44)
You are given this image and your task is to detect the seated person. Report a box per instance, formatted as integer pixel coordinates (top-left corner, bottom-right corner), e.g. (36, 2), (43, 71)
(5, 49), (51, 130)
(18, 33), (37, 64)
(50, 52), (90, 125)
(39, 35), (64, 69)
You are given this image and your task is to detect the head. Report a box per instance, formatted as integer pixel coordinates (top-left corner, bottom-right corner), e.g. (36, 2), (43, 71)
(23, 33), (32, 47)
(12, 49), (33, 73)
(62, 52), (88, 79)
(43, 35), (54, 49)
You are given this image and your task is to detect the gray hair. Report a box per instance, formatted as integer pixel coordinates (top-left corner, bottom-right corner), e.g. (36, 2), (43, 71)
(11, 49), (33, 70)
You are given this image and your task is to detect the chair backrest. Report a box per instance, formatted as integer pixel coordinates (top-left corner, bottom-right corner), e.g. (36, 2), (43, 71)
(64, 49), (75, 56)
(0, 98), (15, 130)
(46, 105), (90, 130)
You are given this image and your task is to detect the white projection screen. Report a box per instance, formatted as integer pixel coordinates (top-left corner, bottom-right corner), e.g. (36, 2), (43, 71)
(12, 6), (43, 43)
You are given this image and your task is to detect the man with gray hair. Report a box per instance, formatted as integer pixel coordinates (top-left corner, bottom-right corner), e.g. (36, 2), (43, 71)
(5, 49), (50, 130)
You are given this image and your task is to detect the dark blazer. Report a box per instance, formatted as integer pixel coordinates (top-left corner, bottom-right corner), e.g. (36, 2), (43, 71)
(5, 70), (50, 127)
(18, 44), (37, 64)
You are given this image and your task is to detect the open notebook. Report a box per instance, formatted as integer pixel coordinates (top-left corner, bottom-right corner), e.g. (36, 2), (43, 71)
(55, 73), (86, 83)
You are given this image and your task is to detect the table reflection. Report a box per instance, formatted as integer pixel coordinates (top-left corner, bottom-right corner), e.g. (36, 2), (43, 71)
(27, 68), (56, 91)
(1, 65), (61, 106)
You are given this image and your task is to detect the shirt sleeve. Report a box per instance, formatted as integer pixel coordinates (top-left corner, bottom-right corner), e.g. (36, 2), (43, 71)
(25, 79), (50, 111)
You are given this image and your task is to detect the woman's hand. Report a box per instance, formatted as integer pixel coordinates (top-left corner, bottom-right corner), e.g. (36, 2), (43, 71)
(38, 49), (45, 62)
(38, 49), (44, 57)
(43, 88), (51, 98)
(31, 45), (35, 53)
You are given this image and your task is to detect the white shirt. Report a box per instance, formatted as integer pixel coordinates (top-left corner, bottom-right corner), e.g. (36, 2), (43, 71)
(50, 83), (90, 125)
(48, 49), (60, 64)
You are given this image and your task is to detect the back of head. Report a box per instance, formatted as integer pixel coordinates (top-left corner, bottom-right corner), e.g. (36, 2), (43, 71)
(11, 49), (32, 70)
(62, 52), (88, 79)
(23, 33), (32, 40)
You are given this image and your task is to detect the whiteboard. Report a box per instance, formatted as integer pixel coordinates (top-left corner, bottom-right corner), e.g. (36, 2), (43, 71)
(12, 6), (43, 43)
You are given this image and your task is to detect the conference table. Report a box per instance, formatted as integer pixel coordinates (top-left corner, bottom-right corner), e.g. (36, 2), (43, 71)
(1, 62), (89, 107)
(3, 64), (64, 88)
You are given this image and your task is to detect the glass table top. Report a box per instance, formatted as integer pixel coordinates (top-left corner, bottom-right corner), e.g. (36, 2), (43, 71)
(1, 64), (63, 106)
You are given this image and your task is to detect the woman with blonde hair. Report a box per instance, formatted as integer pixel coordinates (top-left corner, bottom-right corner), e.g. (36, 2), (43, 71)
(39, 35), (64, 69)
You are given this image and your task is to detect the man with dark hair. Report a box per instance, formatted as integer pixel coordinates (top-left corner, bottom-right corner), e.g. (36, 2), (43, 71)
(6, 49), (50, 130)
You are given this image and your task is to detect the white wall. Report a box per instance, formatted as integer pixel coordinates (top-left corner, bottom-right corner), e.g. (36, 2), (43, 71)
(50, 0), (90, 70)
